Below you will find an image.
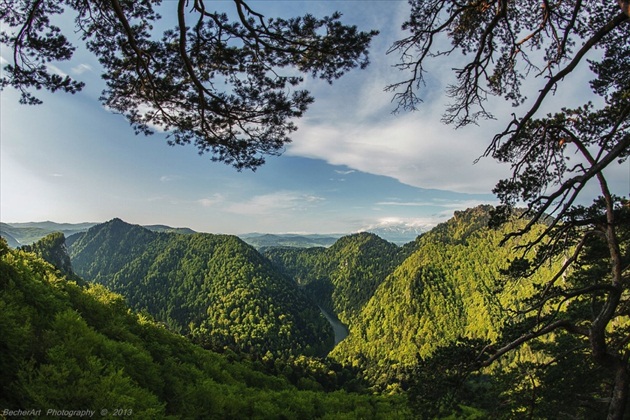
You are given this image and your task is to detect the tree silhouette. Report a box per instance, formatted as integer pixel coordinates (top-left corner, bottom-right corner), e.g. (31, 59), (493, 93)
(389, 2), (629, 418)
(1, 0), (377, 169)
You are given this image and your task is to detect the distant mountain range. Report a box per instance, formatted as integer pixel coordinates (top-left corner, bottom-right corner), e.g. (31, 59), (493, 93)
(0, 221), (99, 247)
(0, 221), (196, 247)
(238, 232), (344, 249)
(2, 220), (426, 249)
(358, 225), (427, 245)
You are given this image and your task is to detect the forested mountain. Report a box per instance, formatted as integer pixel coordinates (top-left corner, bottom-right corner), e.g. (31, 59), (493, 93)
(0, 238), (410, 418)
(329, 207), (554, 384)
(265, 206), (604, 417)
(20, 232), (76, 280)
(9, 206), (619, 417)
(142, 224), (197, 235)
(68, 219), (334, 358)
(265, 232), (404, 326)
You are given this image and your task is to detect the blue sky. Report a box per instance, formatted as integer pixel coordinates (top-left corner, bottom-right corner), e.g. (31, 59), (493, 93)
(2, 1), (626, 234)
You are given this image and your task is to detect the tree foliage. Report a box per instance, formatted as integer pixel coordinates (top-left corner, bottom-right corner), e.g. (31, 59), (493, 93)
(389, 1), (630, 418)
(20, 231), (76, 279)
(0, 0), (377, 169)
(330, 207), (555, 394)
(265, 232), (403, 326)
(68, 218), (334, 358)
(0, 237), (412, 418)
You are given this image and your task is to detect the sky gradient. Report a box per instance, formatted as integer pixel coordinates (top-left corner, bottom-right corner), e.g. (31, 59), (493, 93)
(2, 1), (627, 234)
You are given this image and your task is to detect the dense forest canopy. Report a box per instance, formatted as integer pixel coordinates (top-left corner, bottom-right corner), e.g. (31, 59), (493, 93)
(265, 232), (405, 326)
(0, 236), (411, 418)
(3, 205), (629, 417)
(67, 218), (334, 358)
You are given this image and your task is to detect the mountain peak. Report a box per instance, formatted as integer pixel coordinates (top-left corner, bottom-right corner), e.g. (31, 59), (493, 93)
(106, 217), (130, 225)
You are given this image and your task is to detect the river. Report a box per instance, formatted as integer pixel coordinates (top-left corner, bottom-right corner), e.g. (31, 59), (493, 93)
(319, 307), (349, 345)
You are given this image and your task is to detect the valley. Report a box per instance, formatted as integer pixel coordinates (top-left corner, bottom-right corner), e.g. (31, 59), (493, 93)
(2, 204), (628, 418)
(3, 0), (629, 416)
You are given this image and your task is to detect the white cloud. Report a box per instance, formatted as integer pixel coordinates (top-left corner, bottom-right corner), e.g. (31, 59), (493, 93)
(287, 18), (605, 197)
(334, 169), (356, 175)
(356, 216), (437, 236)
(71, 63), (93, 74)
(376, 200), (433, 207)
(147, 196), (169, 202)
(288, 45), (514, 194)
(46, 64), (68, 78)
(198, 194), (225, 207)
(289, 111), (511, 194)
(226, 191), (325, 215)
(370, 216), (436, 228)
(102, 102), (169, 133)
(377, 197), (497, 219)
(358, 197), (499, 233)
(160, 175), (181, 182)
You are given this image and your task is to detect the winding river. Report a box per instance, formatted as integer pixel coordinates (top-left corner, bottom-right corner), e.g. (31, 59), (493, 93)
(319, 307), (349, 345)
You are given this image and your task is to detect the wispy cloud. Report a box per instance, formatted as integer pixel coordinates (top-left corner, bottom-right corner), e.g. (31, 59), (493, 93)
(359, 216), (439, 232)
(198, 194), (225, 207)
(102, 102), (168, 133)
(46, 64), (68, 78)
(286, 17), (594, 196)
(226, 191), (325, 215)
(147, 195), (169, 202)
(289, 111), (510, 194)
(290, 52), (599, 196)
(160, 175), (182, 182)
(364, 197), (498, 230)
(334, 169), (355, 175)
(376, 201), (433, 207)
(377, 198), (496, 210)
(71, 63), (93, 74)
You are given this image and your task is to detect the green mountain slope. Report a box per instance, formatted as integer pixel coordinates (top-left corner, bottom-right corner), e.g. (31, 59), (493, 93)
(329, 206), (557, 387)
(68, 219), (333, 357)
(20, 232), (77, 279)
(265, 232), (403, 326)
(0, 227), (20, 248)
(0, 238), (411, 418)
(143, 224), (197, 235)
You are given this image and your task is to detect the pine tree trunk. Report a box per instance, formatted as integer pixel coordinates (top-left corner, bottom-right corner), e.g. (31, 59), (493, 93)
(608, 364), (629, 420)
